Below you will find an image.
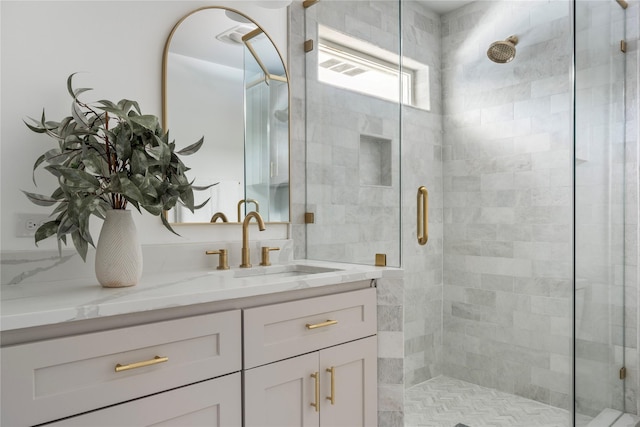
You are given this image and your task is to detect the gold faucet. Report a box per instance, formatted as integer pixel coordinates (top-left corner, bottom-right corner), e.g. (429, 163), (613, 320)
(241, 211), (266, 268)
(210, 212), (228, 223)
(237, 199), (260, 222)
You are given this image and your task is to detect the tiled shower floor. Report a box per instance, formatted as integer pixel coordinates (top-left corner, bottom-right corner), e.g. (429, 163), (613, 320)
(405, 375), (593, 427)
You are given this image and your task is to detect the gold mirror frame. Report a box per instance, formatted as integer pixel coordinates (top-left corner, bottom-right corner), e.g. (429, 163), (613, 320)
(161, 6), (291, 225)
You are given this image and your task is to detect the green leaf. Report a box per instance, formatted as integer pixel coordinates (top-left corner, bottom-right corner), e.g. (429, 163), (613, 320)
(34, 220), (58, 244)
(98, 105), (129, 121)
(160, 212), (180, 236)
(114, 129), (132, 160)
(117, 99), (141, 115)
(129, 150), (148, 175)
(145, 142), (170, 164)
(97, 99), (117, 110)
(47, 166), (100, 190)
(82, 151), (107, 176)
(180, 187), (195, 212)
(66, 73), (78, 98)
(192, 182), (219, 191)
(142, 202), (163, 216)
(43, 148), (67, 165)
(194, 197), (211, 210)
(73, 87), (92, 98)
(71, 100), (90, 128)
(131, 174), (158, 199)
(130, 115), (158, 132)
(176, 136), (204, 156)
(71, 229), (88, 261)
(24, 117), (47, 134)
(113, 173), (146, 203)
(22, 190), (58, 206)
(57, 216), (76, 238)
(31, 154), (46, 184)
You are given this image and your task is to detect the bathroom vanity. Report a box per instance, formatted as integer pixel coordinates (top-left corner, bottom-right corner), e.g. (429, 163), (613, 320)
(0, 260), (381, 426)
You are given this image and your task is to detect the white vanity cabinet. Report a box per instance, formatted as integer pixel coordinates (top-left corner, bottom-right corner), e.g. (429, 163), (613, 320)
(243, 288), (378, 427)
(1, 310), (242, 427)
(1, 273), (380, 427)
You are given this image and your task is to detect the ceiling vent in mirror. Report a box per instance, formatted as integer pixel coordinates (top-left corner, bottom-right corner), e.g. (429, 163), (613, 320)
(216, 25), (256, 45)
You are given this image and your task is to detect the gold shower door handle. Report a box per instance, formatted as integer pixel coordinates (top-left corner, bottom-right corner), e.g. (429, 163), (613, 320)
(310, 372), (320, 412)
(326, 367), (336, 404)
(417, 186), (429, 245)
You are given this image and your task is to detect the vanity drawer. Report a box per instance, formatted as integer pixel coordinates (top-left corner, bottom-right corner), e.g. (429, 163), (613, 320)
(243, 287), (376, 369)
(1, 310), (241, 427)
(47, 372), (242, 427)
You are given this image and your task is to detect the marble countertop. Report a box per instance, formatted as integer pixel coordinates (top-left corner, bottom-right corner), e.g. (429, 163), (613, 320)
(0, 260), (384, 332)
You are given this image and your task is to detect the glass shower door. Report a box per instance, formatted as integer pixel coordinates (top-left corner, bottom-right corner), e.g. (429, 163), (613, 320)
(574, 0), (627, 423)
(303, 0), (402, 266)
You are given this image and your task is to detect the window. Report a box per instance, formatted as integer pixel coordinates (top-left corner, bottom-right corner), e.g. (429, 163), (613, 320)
(317, 26), (430, 110)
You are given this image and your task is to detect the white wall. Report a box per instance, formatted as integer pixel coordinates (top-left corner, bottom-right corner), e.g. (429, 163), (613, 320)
(0, 1), (289, 252)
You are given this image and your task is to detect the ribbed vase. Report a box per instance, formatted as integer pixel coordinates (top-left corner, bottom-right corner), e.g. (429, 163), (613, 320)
(95, 209), (143, 288)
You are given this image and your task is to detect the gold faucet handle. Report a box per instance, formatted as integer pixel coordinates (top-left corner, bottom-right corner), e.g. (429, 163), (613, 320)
(205, 249), (230, 270)
(260, 247), (280, 266)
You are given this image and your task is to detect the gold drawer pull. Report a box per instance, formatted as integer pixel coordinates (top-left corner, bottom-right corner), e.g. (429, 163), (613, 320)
(310, 372), (320, 412)
(326, 366), (336, 405)
(306, 319), (338, 330)
(115, 356), (169, 372)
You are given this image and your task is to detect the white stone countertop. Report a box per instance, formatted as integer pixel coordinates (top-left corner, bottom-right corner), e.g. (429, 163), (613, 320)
(0, 260), (384, 332)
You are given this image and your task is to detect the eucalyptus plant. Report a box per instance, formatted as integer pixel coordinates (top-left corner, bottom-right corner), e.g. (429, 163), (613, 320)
(23, 73), (209, 261)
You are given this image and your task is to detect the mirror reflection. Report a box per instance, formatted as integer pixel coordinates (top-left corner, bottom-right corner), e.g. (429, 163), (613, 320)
(163, 7), (289, 224)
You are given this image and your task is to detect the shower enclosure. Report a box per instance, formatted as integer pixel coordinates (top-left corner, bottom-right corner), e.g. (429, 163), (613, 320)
(298, 0), (637, 425)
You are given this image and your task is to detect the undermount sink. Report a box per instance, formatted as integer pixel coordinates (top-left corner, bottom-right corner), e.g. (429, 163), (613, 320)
(233, 264), (342, 280)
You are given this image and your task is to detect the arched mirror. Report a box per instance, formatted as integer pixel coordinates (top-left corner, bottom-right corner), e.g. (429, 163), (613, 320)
(163, 6), (289, 224)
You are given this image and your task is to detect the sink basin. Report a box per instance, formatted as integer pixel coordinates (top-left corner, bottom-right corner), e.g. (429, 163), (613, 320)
(233, 264), (342, 281)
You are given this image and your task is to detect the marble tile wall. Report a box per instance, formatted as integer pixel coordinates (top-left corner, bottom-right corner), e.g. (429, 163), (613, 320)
(376, 270), (406, 427)
(441, 0), (575, 410)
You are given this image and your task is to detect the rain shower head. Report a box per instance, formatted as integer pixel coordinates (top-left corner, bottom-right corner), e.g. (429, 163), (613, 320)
(487, 35), (518, 63)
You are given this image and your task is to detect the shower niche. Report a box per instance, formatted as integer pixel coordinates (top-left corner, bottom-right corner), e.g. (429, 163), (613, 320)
(359, 135), (392, 187)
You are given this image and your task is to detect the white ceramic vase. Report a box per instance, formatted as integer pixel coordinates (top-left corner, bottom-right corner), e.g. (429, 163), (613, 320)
(95, 209), (143, 288)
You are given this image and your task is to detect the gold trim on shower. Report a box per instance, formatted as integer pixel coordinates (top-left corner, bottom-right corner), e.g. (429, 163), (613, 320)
(417, 186), (428, 245)
(616, 0), (628, 9)
(242, 29), (287, 85)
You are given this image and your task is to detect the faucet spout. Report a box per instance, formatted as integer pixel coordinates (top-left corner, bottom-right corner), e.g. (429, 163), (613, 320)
(241, 211), (266, 268)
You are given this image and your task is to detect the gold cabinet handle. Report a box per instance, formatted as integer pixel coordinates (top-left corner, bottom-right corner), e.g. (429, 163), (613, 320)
(417, 186), (429, 245)
(326, 367), (336, 405)
(306, 319), (338, 330)
(115, 356), (168, 372)
(310, 372), (320, 412)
